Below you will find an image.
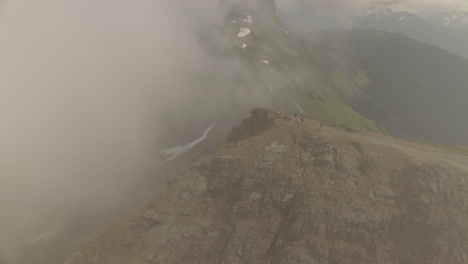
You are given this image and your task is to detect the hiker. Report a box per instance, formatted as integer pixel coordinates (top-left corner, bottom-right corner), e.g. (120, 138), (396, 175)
(300, 116), (305, 123)
(293, 112), (297, 118)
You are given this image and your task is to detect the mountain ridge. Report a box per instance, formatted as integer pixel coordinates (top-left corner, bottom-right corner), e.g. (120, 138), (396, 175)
(310, 29), (468, 146)
(65, 108), (468, 264)
(353, 9), (468, 59)
(218, 0), (468, 146)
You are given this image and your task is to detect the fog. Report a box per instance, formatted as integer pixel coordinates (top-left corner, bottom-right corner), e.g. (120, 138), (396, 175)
(0, 0), (267, 262)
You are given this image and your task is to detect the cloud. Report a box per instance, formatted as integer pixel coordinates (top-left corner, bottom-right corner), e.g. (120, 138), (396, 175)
(0, 0), (267, 262)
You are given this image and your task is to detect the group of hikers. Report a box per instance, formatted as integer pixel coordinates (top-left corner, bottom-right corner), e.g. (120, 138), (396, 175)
(293, 112), (305, 123)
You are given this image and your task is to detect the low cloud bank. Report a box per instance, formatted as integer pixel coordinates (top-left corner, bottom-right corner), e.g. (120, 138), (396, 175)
(0, 0), (267, 262)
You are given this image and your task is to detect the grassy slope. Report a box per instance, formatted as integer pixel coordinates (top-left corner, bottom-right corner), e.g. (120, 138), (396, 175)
(262, 35), (378, 131)
(226, 3), (379, 132)
(295, 92), (379, 131)
(226, 4), (468, 152)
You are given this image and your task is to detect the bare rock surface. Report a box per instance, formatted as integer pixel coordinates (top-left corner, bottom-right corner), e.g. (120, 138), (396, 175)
(66, 109), (468, 264)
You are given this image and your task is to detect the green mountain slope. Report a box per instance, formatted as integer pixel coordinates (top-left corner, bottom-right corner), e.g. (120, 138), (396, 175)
(219, 0), (379, 132)
(220, 0), (468, 146)
(312, 30), (468, 145)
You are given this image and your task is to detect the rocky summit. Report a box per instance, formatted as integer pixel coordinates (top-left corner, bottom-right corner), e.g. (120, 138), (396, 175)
(66, 109), (468, 264)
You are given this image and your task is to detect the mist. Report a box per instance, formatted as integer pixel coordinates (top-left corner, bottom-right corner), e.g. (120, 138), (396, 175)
(0, 0), (267, 262)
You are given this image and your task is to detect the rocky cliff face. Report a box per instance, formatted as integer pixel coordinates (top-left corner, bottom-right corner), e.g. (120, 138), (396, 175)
(66, 109), (468, 264)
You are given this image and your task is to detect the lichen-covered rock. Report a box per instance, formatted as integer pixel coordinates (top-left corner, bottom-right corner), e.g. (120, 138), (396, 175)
(66, 109), (468, 264)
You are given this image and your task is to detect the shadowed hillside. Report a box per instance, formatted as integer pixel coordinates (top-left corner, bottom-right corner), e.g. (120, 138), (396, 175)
(312, 30), (468, 145)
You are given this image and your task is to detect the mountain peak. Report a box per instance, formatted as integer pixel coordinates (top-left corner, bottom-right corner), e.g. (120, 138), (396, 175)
(66, 108), (468, 264)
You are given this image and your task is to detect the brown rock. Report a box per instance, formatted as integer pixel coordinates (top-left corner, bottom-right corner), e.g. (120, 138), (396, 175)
(66, 109), (468, 264)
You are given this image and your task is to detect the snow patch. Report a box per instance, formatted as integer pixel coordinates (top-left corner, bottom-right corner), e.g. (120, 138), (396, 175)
(261, 60), (269, 64)
(398, 16), (406, 22)
(241, 43), (247, 48)
(160, 125), (215, 163)
(284, 29), (289, 34)
(237, 28), (251, 37)
(244, 13), (253, 24)
(231, 20), (238, 24)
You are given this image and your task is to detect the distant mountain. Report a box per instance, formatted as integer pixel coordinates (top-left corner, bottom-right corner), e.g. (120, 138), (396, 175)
(417, 9), (468, 31)
(277, 8), (344, 32)
(312, 29), (468, 145)
(353, 9), (468, 59)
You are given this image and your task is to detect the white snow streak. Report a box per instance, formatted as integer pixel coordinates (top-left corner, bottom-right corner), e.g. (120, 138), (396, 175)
(160, 125), (215, 163)
(237, 28), (251, 37)
(261, 60), (269, 64)
(241, 43), (247, 48)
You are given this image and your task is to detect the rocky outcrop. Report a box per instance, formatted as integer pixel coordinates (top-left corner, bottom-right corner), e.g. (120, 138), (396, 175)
(227, 108), (291, 142)
(66, 109), (468, 264)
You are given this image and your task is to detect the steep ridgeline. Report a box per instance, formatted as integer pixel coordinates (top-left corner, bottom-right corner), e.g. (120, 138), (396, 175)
(66, 109), (468, 264)
(219, 0), (468, 146)
(218, 0), (380, 132)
